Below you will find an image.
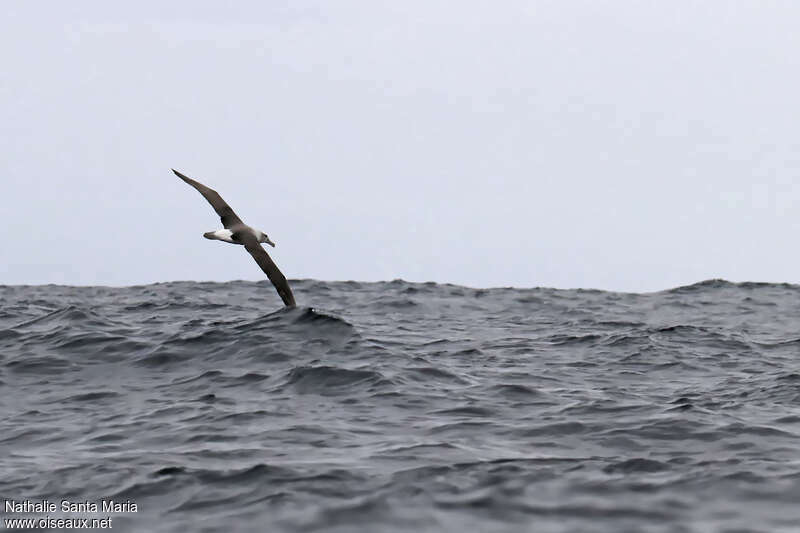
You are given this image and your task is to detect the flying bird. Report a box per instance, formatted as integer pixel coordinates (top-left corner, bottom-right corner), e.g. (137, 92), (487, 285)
(173, 169), (296, 307)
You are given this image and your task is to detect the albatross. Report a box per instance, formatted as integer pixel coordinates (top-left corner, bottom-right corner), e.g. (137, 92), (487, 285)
(173, 169), (296, 307)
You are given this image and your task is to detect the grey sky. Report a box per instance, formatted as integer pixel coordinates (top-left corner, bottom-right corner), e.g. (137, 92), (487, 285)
(3, 1), (799, 291)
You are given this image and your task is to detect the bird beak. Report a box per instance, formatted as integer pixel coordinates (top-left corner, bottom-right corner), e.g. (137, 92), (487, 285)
(266, 238), (276, 247)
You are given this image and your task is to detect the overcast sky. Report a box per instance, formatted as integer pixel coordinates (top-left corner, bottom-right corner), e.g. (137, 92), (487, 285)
(3, 1), (799, 291)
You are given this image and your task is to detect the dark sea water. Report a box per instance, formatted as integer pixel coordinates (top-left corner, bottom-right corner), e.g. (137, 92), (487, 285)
(1, 279), (799, 532)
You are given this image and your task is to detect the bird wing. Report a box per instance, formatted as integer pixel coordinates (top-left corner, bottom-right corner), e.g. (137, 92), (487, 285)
(241, 234), (297, 307)
(173, 169), (244, 229)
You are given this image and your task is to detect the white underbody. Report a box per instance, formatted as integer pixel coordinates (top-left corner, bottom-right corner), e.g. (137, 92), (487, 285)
(205, 227), (274, 247)
(209, 229), (237, 244)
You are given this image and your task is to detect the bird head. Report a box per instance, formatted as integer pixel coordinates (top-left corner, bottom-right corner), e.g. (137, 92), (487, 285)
(259, 231), (276, 247)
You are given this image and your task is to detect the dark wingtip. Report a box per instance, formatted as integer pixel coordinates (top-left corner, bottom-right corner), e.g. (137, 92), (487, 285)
(172, 168), (190, 182)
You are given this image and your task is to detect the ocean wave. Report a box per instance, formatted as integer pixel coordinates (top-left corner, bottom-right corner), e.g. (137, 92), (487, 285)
(3, 279), (800, 532)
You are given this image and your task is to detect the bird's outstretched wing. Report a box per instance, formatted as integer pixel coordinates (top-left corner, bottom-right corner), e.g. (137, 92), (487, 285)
(241, 235), (297, 307)
(173, 169), (243, 228)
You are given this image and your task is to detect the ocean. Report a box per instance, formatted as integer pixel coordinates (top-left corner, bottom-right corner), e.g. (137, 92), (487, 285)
(1, 279), (799, 532)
